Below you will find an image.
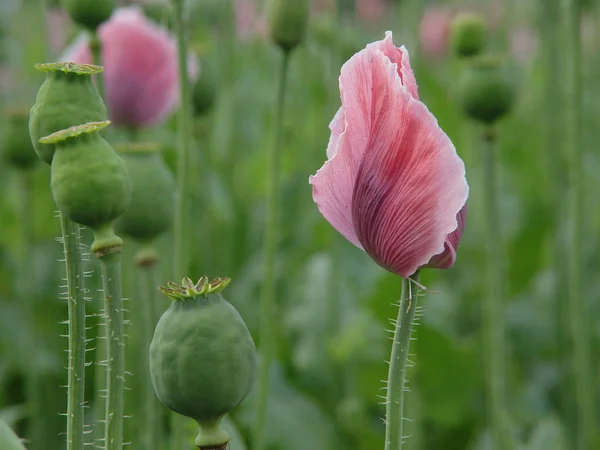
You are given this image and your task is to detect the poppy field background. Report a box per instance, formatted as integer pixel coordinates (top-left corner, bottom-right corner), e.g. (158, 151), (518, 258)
(0, 0), (599, 450)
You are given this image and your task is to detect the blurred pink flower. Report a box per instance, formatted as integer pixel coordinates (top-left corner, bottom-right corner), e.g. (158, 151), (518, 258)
(61, 6), (198, 128)
(419, 6), (454, 59)
(310, 32), (468, 278)
(356, 0), (387, 25)
(234, 0), (267, 42)
(46, 7), (73, 55)
(312, 0), (335, 15)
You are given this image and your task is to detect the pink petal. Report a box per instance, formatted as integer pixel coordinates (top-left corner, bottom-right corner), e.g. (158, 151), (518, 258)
(426, 204), (467, 269)
(347, 40), (468, 278)
(60, 6), (198, 128)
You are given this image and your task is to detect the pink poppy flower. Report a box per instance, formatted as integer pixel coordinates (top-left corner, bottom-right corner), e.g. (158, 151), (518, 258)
(356, 0), (388, 25)
(61, 6), (198, 128)
(419, 6), (454, 60)
(310, 32), (468, 278)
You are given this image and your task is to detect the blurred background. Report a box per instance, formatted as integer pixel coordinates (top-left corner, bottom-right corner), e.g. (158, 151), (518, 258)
(0, 0), (599, 449)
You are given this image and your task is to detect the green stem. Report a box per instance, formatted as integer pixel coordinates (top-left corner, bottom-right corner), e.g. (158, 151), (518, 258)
(481, 130), (510, 450)
(252, 49), (291, 450)
(90, 32), (106, 104)
(562, 0), (594, 448)
(136, 258), (164, 449)
(99, 251), (126, 450)
(384, 273), (420, 450)
(171, 0), (194, 445)
(59, 213), (87, 450)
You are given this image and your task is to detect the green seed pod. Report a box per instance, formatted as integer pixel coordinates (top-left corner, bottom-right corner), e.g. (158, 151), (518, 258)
(29, 62), (107, 165)
(2, 108), (38, 170)
(150, 277), (256, 449)
(66, 0), (115, 31)
(192, 63), (217, 117)
(458, 56), (516, 124)
(114, 142), (175, 244)
(268, 0), (309, 52)
(0, 420), (27, 450)
(41, 121), (131, 253)
(451, 12), (487, 58)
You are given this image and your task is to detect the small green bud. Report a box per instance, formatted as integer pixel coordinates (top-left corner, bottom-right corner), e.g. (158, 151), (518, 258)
(29, 62), (107, 165)
(451, 12), (487, 58)
(42, 121), (131, 252)
(192, 63), (217, 117)
(268, 0), (309, 52)
(2, 108), (38, 170)
(114, 142), (175, 244)
(66, 0), (115, 31)
(458, 56), (516, 124)
(149, 277), (256, 449)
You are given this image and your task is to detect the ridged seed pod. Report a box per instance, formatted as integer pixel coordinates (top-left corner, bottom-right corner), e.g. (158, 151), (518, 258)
(451, 12), (487, 58)
(150, 277), (256, 449)
(2, 108), (38, 170)
(114, 142), (175, 244)
(41, 121), (131, 252)
(29, 62), (107, 165)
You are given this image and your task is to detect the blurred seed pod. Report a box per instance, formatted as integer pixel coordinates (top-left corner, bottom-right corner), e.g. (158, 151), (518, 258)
(268, 0), (309, 52)
(114, 142), (175, 244)
(66, 0), (115, 31)
(451, 12), (487, 58)
(29, 62), (107, 165)
(2, 108), (38, 171)
(458, 55), (516, 124)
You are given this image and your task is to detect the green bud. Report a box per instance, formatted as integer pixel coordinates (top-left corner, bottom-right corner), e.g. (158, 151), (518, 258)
(192, 62), (217, 117)
(66, 0), (115, 31)
(2, 108), (38, 170)
(458, 56), (516, 124)
(268, 0), (309, 52)
(29, 62), (107, 165)
(451, 12), (487, 58)
(150, 277), (256, 449)
(41, 121), (131, 253)
(114, 142), (175, 244)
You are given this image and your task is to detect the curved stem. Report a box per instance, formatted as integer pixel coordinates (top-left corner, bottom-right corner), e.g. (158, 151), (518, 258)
(562, 0), (594, 448)
(481, 129), (511, 450)
(59, 214), (87, 450)
(90, 33), (105, 104)
(171, 0), (194, 445)
(252, 49), (291, 450)
(384, 273), (420, 450)
(136, 258), (163, 449)
(99, 251), (125, 450)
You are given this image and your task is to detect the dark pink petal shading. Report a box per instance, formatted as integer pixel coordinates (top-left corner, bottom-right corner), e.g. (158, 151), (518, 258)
(426, 204), (467, 269)
(347, 41), (468, 278)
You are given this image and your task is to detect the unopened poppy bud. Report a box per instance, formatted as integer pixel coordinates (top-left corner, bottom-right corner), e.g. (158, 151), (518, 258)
(114, 142), (175, 244)
(66, 0), (115, 31)
(192, 63), (217, 117)
(29, 62), (107, 165)
(451, 12), (487, 58)
(2, 108), (38, 170)
(149, 277), (256, 449)
(458, 55), (516, 124)
(268, 0), (309, 52)
(40, 121), (131, 255)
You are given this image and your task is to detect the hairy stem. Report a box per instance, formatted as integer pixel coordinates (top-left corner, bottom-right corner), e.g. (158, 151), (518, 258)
(562, 0), (595, 447)
(59, 213), (87, 450)
(481, 130), (511, 450)
(99, 251), (125, 450)
(136, 258), (163, 449)
(171, 0), (194, 445)
(384, 273), (420, 450)
(252, 49), (291, 450)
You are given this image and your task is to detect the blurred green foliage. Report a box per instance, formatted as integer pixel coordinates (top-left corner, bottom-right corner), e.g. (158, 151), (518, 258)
(1, 0), (600, 449)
